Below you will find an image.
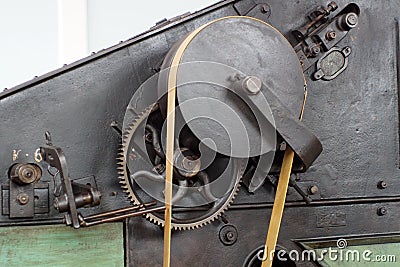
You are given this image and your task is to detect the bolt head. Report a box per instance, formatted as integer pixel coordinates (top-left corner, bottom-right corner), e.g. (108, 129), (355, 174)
(377, 181), (387, 189)
(310, 46), (320, 56)
(226, 232), (235, 241)
(326, 31), (336, 41)
(17, 193), (29, 205)
(328, 2), (338, 11)
(23, 170), (33, 178)
(309, 185), (319, 195)
(260, 4), (270, 14)
(242, 76), (262, 94)
(345, 13), (358, 28)
(377, 207), (387, 216)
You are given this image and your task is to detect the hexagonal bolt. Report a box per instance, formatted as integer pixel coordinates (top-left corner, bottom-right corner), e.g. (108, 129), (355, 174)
(310, 45), (320, 57)
(325, 31), (336, 41)
(17, 193), (29, 205)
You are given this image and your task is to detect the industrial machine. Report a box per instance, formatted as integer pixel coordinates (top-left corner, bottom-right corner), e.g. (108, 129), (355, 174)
(1, 0), (399, 266)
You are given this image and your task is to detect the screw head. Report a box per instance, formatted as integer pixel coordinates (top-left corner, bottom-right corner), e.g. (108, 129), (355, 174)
(377, 181), (387, 189)
(377, 207), (387, 216)
(242, 76), (262, 94)
(260, 4), (270, 14)
(219, 225), (238, 246)
(346, 13), (358, 26)
(226, 231), (235, 241)
(17, 193), (29, 205)
(23, 170), (33, 178)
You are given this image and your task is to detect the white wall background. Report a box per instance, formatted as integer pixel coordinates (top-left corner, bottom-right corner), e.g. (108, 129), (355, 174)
(0, 0), (217, 90)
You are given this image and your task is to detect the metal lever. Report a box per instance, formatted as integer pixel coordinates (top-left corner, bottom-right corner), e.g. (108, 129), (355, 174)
(41, 131), (102, 229)
(40, 131), (81, 228)
(288, 177), (312, 204)
(232, 75), (322, 172)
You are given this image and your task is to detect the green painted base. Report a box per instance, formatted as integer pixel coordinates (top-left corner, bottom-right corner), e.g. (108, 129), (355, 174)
(0, 223), (124, 267)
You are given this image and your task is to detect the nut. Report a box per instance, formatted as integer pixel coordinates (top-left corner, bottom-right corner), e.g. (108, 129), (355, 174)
(17, 193), (29, 205)
(326, 31), (336, 41)
(310, 45), (320, 57)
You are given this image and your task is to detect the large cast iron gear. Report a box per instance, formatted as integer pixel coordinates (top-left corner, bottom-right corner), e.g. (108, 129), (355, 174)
(117, 104), (245, 230)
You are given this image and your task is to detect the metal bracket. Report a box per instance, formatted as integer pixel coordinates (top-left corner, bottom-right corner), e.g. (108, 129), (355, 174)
(2, 183), (49, 216)
(314, 46), (351, 80)
(9, 182), (34, 218)
(5, 162), (45, 218)
(292, 2), (360, 73)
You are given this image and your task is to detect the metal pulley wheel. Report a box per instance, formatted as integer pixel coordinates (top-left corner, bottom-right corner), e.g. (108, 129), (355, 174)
(119, 16), (309, 230)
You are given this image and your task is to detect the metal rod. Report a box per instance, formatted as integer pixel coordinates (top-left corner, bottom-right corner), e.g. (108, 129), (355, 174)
(81, 206), (165, 227)
(83, 201), (157, 220)
(230, 195), (400, 209)
(170, 195), (400, 213)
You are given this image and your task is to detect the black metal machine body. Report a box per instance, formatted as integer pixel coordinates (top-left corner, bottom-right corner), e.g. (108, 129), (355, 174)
(1, 0), (399, 266)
